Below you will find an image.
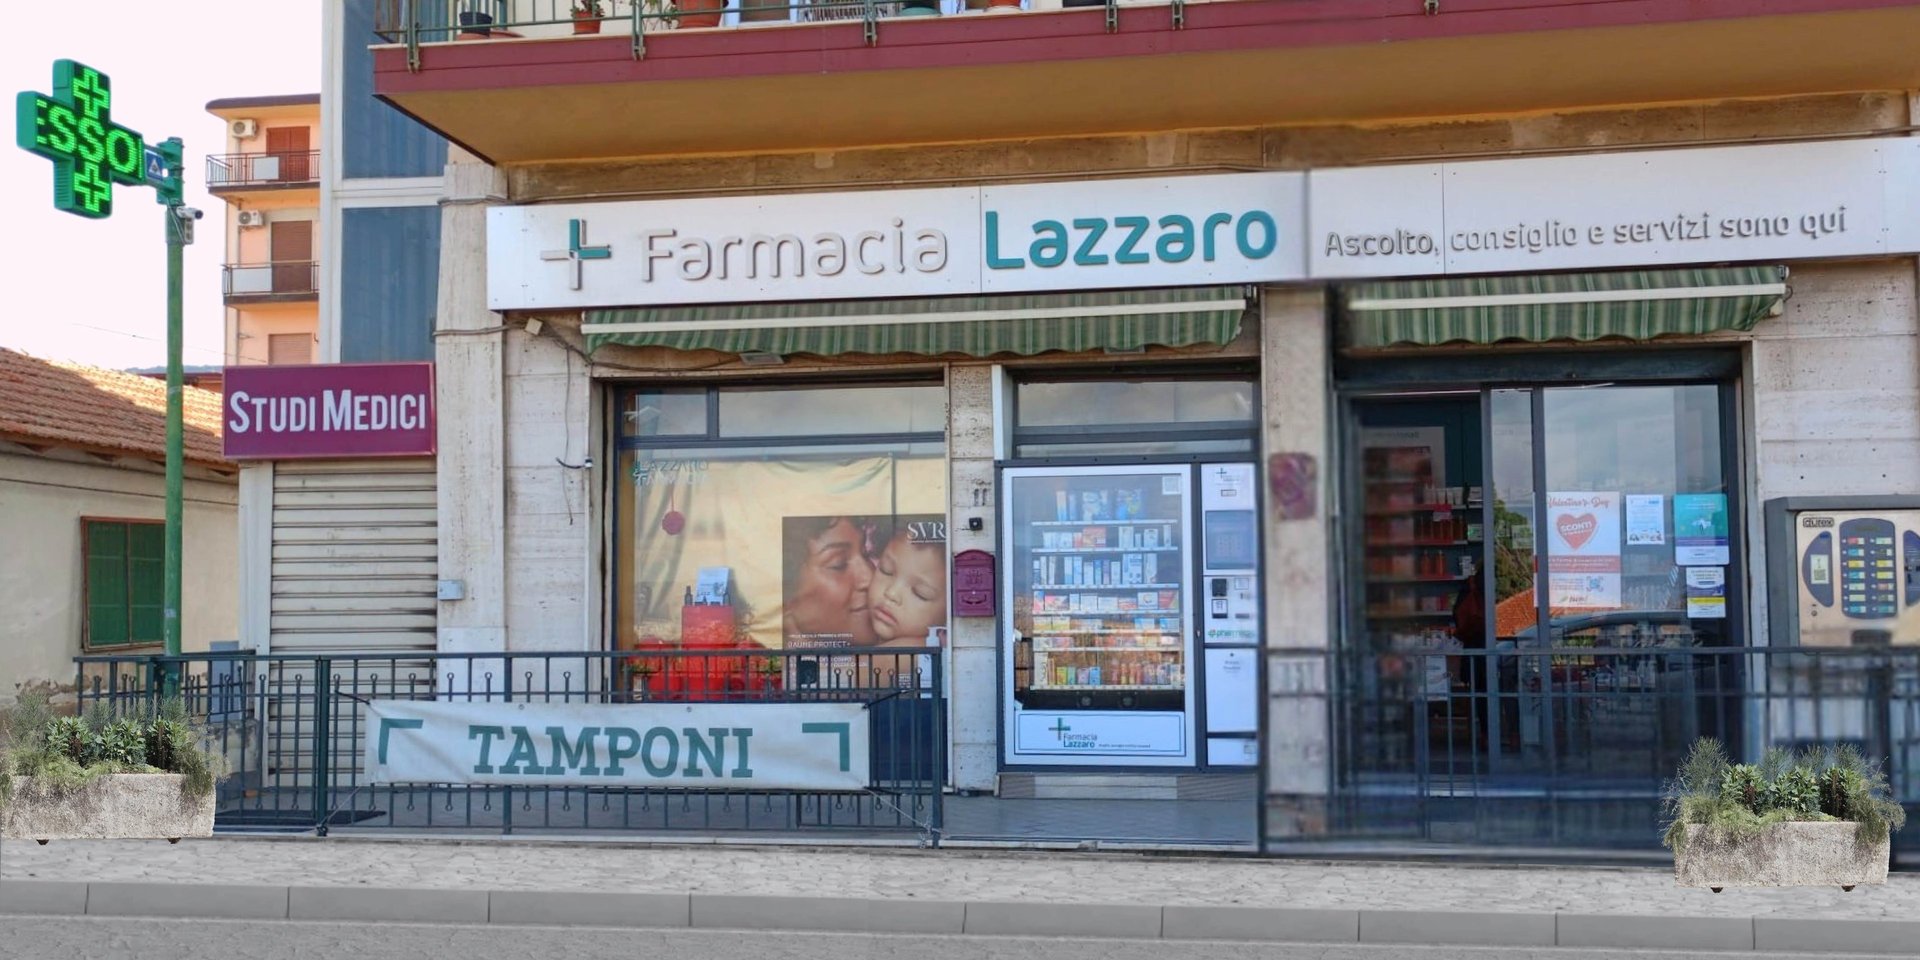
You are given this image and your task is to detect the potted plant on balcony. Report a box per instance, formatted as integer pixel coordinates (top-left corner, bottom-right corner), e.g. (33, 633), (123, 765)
(0, 693), (225, 845)
(457, 6), (495, 38)
(573, 0), (606, 33)
(676, 0), (727, 29)
(1664, 739), (1905, 892)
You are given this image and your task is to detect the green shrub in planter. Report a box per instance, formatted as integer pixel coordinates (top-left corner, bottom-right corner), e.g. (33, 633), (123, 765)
(1664, 738), (1905, 852)
(0, 691), (226, 809)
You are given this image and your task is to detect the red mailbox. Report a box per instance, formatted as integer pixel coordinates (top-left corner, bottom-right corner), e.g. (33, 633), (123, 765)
(952, 549), (996, 617)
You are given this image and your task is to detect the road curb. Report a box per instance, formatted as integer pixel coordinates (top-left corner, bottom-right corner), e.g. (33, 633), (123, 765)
(0, 879), (1913, 953)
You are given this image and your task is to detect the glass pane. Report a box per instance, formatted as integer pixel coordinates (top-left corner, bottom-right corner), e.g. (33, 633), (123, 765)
(1539, 384), (1728, 649)
(1349, 395), (1482, 779)
(1489, 389), (1538, 647)
(621, 390), (708, 437)
(718, 384), (944, 438)
(1017, 379), (1254, 429)
(616, 446), (948, 653)
(1533, 383), (1734, 784)
(1014, 438), (1253, 458)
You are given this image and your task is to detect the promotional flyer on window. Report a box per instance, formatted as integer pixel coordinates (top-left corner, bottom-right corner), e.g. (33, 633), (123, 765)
(618, 453), (948, 651)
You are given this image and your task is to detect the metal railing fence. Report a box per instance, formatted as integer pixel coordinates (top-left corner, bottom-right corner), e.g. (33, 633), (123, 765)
(222, 262), (319, 298)
(1266, 643), (1920, 862)
(76, 648), (944, 842)
(206, 151), (320, 188)
(372, 0), (1151, 64)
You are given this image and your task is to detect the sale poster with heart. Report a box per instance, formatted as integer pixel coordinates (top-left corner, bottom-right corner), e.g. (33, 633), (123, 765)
(1546, 492), (1622, 609)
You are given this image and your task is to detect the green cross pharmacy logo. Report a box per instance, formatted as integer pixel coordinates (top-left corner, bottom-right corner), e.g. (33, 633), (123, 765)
(541, 218), (613, 290)
(16, 60), (148, 219)
(1050, 718), (1072, 740)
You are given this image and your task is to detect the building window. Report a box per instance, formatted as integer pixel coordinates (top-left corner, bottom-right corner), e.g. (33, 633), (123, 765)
(83, 520), (164, 648)
(268, 333), (313, 365)
(1012, 371), (1257, 458)
(614, 381), (948, 654)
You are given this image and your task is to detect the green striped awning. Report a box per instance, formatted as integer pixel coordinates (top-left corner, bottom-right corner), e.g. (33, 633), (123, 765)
(583, 287), (1248, 358)
(1341, 266), (1789, 348)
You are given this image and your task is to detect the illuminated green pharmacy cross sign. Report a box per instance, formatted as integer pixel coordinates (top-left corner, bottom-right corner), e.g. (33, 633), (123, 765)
(16, 60), (146, 219)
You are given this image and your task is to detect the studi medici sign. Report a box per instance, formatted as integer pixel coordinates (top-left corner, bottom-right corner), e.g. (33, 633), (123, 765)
(487, 137), (1920, 310)
(223, 362), (436, 460)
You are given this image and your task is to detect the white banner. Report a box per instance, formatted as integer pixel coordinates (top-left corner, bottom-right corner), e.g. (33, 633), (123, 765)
(364, 700), (870, 791)
(1311, 137), (1920, 278)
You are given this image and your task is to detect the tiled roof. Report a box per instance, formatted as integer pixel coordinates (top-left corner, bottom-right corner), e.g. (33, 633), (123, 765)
(0, 348), (228, 467)
(1493, 587), (1575, 639)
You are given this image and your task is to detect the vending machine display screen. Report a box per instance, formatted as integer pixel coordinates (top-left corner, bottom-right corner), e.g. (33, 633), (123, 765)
(1839, 518), (1898, 619)
(1204, 510), (1257, 571)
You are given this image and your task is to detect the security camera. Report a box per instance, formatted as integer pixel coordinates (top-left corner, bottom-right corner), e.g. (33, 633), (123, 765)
(172, 207), (204, 221)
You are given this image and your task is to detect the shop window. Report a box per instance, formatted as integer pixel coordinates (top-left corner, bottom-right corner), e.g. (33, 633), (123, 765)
(1013, 373), (1256, 458)
(83, 520), (164, 648)
(717, 384), (946, 438)
(614, 382), (948, 667)
(1342, 375), (1742, 838)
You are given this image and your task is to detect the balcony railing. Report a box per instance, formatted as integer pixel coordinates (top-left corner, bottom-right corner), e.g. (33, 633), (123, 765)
(375, 0), (1074, 60)
(207, 151), (320, 189)
(223, 262), (319, 300)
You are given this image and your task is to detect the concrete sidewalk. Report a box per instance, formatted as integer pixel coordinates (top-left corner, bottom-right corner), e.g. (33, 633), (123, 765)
(1, 837), (1916, 954)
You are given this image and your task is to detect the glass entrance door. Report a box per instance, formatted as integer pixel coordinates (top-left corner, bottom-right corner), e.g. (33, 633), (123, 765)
(1491, 384), (1738, 784)
(1346, 378), (1741, 844)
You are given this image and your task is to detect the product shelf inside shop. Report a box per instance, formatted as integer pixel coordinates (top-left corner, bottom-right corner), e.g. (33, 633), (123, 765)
(1032, 583), (1181, 590)
(1035, 629), (1180, 635)
(1034, 645), (1179, 652)
(1029, 519), (1173, 527)
(1032, 683), (1183, 691)
(1032, 546), (1180, 554)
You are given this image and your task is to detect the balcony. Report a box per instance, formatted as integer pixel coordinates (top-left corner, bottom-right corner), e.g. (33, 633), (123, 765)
(372, 0), (1920, 165)
(223, 262), (319, 303)
(207, 151), (320, 191)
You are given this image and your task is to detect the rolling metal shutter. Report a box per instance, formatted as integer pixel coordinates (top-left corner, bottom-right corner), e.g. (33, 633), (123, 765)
(269, 459), (438, 652)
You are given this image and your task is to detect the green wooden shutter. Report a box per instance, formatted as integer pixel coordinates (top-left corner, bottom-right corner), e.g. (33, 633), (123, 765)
(126, 523), (165, 645)
(84, 521), (130, 647)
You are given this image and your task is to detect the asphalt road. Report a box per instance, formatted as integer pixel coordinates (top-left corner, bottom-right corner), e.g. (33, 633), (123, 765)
(0, 917), (1908, 960)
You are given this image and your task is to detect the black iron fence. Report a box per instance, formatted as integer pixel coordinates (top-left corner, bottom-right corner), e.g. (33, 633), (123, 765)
(1267, 644), (1920, 862)
(76, 648), (944, 843)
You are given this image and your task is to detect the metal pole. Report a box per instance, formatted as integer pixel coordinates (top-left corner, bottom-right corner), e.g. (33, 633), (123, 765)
(164, 205), (184, 658)
(156, 134), (188, 667)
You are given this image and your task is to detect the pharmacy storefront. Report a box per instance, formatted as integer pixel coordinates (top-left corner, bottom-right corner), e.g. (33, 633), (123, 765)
(477, 135), (1920, 850)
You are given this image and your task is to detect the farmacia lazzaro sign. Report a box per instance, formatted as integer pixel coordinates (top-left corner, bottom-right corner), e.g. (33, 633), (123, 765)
(487, 137), (1920, 311)
(488, 172), (1306, 309)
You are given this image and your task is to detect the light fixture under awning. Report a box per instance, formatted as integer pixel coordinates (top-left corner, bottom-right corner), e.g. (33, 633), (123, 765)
(1341, 266), (1789, 348)
(583, 286), (1250, 358)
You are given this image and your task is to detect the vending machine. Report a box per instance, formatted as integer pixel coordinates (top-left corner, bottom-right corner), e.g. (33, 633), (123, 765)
(1000, 462), (1260, 768)
(1766, 497), (1920, 647)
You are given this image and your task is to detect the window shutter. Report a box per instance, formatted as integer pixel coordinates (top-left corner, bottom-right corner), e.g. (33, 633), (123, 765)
(84, 521), (130, 646)
(127, 523), (165, 644)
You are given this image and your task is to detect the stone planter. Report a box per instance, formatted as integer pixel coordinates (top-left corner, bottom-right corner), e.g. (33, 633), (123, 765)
(1675, 820), (1890, 892)
(1, 774), (214, 844)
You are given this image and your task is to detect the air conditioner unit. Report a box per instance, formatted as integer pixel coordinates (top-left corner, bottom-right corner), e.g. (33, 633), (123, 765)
(230, 118), (258, 139)
(236, 210), (268, 228)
